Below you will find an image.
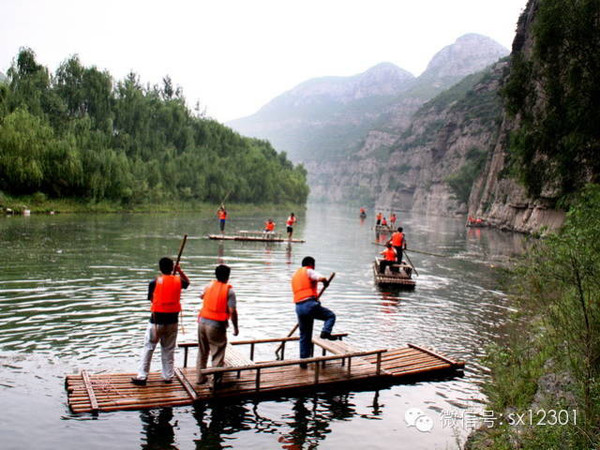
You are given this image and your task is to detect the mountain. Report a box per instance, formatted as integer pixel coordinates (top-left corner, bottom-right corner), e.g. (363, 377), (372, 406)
(228, 34), (509, 163)
(306, 61), (507, 212)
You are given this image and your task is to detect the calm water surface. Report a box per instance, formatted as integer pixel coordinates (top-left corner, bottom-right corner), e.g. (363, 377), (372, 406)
(0, 204), (528, 449)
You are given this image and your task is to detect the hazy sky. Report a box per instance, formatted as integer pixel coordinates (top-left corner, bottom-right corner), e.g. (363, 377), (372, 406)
(1, 0), (526, 122)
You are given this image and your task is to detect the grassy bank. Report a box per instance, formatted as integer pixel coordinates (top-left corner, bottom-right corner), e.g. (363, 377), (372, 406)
(0, 192), (306, 216)
(467, 185), (600, 449)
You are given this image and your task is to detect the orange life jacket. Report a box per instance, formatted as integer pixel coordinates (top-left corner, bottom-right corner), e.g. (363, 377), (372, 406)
(200, 280), (231, 321)
(376, 213), (382, 220)
(151, 275), (182, 313)
(381, 218), (387, 226)
(218, 210), (227, 220)
(265, 221), (275, 231)
(286, 216), (296, 226)
(391, 231), (405, 247)
(382, 248), (397, 261)
(390, 214), (396, 223)
(291, 267), (317, 303)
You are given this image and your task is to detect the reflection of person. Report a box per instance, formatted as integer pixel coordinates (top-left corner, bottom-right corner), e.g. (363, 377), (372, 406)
(264, 219), (275, 233)
(196, 264), (239, 385)
(140, 408), (175, 449)
(217, 206), (227, 233)
(291, 257), (337, 368)
(286, 213), (297, 239)
(132, 257), (190, 386)
(379, 243), (397, 274)
(389, 227), (407, 263)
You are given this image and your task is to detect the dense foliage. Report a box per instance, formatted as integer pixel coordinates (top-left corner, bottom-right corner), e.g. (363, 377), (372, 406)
(0, 49), (309, 205)
(471, 185), (600, 448)
(502, 0), (600, 199)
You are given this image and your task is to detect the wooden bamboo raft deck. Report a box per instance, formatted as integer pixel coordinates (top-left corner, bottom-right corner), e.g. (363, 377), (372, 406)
(207, 233), (305, 243)
(372, 260), (416, 289)
(65, 335), (463, 414)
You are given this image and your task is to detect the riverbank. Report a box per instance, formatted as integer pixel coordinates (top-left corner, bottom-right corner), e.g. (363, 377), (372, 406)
(466, 185), (600, 449)
(0, 193), (306, 216)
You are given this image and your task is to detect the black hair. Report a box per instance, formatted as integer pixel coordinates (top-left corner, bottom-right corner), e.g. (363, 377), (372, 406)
(398, 227), (403, 232)
(215, 264), (231, 282)
(301, 256), (315, 267)
(159, 257), (174, 274)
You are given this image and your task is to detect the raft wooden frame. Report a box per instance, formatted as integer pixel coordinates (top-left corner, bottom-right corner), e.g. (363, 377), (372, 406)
(65, 334), (464, 414)
(207, 232), (305, 243)
(372, 260), (416, 289)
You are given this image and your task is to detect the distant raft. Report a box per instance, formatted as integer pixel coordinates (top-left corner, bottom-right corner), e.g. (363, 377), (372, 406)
(372, 259), (416, 289)
(374, 225), (392, 233)
(208, 231), (305, 243)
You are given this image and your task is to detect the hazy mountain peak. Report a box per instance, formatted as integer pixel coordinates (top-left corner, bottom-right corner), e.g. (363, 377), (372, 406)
(422, 33), (509, 80)
(257, 62), (415, 112)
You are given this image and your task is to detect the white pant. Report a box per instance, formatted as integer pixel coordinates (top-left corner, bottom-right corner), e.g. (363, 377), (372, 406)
(137, 322), (178, 380)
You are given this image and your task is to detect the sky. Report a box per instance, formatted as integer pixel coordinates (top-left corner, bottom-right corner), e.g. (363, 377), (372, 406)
(1, 0), (527, 123)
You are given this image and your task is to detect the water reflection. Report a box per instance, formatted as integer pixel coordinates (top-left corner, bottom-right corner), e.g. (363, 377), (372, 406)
(0, 205), (530, 448)
(140, 408), (177, 450)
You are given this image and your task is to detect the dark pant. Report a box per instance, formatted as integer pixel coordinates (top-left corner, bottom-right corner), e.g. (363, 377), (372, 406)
(379, 260), (396, 274)
(394, 246), (403, 263)
(295, 298), (336, 359)
(219, 220), (226, 231)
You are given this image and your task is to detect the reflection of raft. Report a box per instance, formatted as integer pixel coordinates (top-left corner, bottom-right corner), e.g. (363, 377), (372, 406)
(65, 334), (464, 414)
(372, 259), (416, 289)
(208, 231), (305, 243)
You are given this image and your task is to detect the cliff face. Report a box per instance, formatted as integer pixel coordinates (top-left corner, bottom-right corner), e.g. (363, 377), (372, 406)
(307, 63), (507, 216)
(469, 0), (566, 234)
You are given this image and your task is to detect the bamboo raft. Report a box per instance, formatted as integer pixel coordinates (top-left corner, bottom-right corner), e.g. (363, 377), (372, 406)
(65, 334), (463, 414)
(207, 231), (305, 243)
(372, 260), (417, 289)
(374, 225), (393, 233)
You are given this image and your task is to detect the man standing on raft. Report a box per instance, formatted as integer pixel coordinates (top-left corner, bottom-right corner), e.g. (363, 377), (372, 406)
(132, 257), (190, 386)
(291, 256), (337, 368)
(196, 264), (239, 385)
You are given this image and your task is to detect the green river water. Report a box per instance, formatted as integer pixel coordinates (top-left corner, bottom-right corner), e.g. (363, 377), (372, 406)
(0, 203), (528, 449)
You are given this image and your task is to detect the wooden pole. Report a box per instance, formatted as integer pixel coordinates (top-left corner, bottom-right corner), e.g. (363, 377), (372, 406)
(403, 250), (419, 277)
(275, 272), (336, 359)
(173, 235), (188, 334)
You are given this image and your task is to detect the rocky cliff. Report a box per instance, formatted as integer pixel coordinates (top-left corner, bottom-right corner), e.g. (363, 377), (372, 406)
(307, 63), (507, 216)
(468, 0), (568, 234)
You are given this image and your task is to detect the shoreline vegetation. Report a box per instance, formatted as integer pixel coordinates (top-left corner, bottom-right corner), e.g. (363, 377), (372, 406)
(467, 185), (600, 449)
(0, 49), (309, 209)
(0, 193), (306, 215)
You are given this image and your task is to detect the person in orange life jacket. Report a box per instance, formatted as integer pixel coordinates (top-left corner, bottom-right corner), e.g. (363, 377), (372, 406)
(292, 256), (337, 368)
(376, 212), (382, 225)
(217, 205), (228, 233)
(196, 264), (239, 385)
(264, 219), (275, 232)
(390, 213), (397, 226)
(388, 227), (407, 263)
(381, 216), (388, 227)
(379, 243), (398, 274)
(132, 257), (190, 386)
(286, 213), (297, 239)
